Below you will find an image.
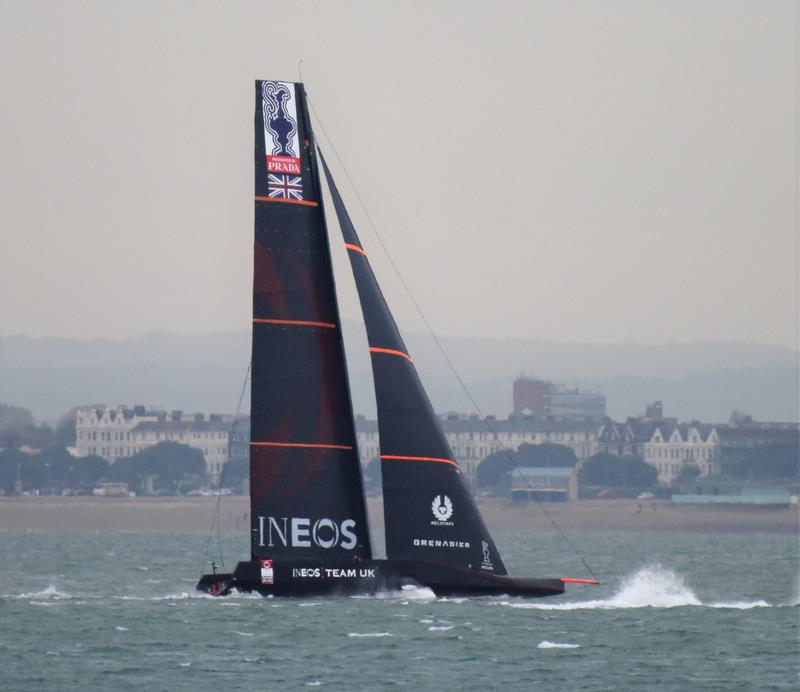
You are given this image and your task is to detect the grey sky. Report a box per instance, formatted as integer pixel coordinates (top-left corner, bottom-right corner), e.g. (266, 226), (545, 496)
(0, 1), (797, 347)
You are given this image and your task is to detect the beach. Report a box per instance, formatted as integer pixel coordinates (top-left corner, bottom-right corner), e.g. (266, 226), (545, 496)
(0, 496), (796, 533)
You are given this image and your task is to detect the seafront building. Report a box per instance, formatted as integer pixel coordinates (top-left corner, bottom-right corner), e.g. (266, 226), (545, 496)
(641, 424), (719, 485)
(227, 411), (747, 488)
(510, 467), (578, 503)
(223, 413), (600, 486)
(76, 404), (797, 491)
(715, 419), (799, 470)
(74, 406), (234, 480)
(512, 375), (606, 419)
(355, 414), (600, 483)
(439, 414), (792, 488)
(596, 405), (721, 485)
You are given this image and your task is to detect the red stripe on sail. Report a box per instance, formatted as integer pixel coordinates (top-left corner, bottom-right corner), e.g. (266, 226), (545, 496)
(255, 196), (318, 207)
(253, 318), (337, 328)
(345, 243), (367, 256)
(252, 441), (353, 450)
(369, 346), (412, 362)
(381, 454), (458, 468)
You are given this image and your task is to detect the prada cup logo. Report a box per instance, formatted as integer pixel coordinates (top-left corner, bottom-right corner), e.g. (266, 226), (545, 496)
(431, 495), (454, 524)
(262, 81), (297, 158)
(261, 80), (303, 190)
(481, 540), (494, 571)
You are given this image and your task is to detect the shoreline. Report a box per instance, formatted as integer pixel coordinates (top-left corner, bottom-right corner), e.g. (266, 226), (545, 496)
(0, 496), (796, 533)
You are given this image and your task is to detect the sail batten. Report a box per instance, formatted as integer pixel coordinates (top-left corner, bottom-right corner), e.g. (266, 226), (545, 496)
(319, 151), (507, 576)
(381, 454), (458, 467)
(369, 346), (413, 362)
(251, 441), (354, 450)
(252, 318), (338, 328)
(255, 196), (320, 207)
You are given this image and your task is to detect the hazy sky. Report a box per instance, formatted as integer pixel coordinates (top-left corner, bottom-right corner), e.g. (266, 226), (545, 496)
(0, 1), (797, 347)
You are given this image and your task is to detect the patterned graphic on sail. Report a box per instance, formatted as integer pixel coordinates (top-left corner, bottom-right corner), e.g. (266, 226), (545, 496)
(250, 82), (371, 560)
(319, 153), (506, 575)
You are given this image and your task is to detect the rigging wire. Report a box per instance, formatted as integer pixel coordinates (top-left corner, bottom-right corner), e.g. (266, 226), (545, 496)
(200, 360), (251, 574)
(307, 96), (600, 583)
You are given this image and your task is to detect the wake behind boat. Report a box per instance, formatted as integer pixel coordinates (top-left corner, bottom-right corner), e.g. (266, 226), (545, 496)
(196, 80), (597, 598)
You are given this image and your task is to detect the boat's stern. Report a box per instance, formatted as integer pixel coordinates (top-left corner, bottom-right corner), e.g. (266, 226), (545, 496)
(196, 572), (236, 596)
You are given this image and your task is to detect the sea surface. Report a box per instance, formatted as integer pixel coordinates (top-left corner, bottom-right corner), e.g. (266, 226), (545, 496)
(1, 527), (797, 690)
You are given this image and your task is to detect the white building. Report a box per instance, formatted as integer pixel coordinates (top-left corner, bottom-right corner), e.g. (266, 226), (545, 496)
(355, 414), (600, 483)
(75, 406), (156, 461)
(75, 406), (232, 480)
(355, 413), (726, 488)
(642, 424), (719, 485)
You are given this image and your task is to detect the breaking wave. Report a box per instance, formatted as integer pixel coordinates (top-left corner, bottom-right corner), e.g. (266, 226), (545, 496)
(500, 565), (773, 610)
(113, 589), (263, 602)
(15, 585), (71, 600)
(115, 592), (215, 601)
(706, 600), (771, 609)
(601, 565), (701, 608)
(350, 585), (436, 601)
(347, 632), (393, 638)
(538, 641), (580, 649)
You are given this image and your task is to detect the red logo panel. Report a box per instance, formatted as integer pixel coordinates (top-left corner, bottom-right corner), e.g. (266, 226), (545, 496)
(267, 155), (301, 175)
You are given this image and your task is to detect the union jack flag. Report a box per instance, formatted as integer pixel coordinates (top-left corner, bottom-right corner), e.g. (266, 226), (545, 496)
(268, 174), (303, 200)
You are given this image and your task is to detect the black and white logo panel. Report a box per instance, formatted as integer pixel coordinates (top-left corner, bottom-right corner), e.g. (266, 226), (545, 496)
(430, 494), (454, 526)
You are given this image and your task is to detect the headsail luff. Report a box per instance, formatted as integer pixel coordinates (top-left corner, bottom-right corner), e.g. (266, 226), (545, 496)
(319, 152), (506, 576)
(250, 82), (371, 560)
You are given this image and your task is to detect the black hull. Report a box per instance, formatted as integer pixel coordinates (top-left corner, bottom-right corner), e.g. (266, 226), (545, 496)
(197, 558), (565, 598)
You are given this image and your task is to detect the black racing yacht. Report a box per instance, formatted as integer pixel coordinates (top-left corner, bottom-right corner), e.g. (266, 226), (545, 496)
(197, 80), (598, 598)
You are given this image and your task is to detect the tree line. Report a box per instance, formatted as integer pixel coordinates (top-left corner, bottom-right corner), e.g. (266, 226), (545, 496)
(475, 444), (658, 493)
(0, 442), (207, 496)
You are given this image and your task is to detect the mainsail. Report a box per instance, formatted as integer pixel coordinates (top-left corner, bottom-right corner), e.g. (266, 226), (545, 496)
(250, 81), (370, 560)
(319, 154), (507, 575)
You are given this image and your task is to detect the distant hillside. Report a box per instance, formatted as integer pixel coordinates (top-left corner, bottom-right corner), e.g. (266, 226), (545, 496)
(1, 328), (797, 425)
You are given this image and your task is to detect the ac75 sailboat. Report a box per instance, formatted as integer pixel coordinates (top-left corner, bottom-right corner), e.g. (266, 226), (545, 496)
(197, 80), (598, 598)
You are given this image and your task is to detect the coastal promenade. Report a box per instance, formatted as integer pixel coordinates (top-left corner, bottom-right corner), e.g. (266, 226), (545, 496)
(0, 496), (796, 533)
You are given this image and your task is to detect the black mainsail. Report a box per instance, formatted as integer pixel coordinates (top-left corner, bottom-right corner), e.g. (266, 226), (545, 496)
(249, 80), (370, 560)
(319, 154), (507, 576)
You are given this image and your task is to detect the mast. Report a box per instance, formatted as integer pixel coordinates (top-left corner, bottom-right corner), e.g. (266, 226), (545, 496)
(249, 81), (371, 561)
(319, 152), (507, 575)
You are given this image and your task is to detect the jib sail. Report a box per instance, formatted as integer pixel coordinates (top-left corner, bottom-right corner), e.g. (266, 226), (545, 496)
(319, 153), (506, 575)
(250, 81), (370, 560)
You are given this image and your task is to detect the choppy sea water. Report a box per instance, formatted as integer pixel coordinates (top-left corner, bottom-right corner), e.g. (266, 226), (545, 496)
(1, 528), (797, 690)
